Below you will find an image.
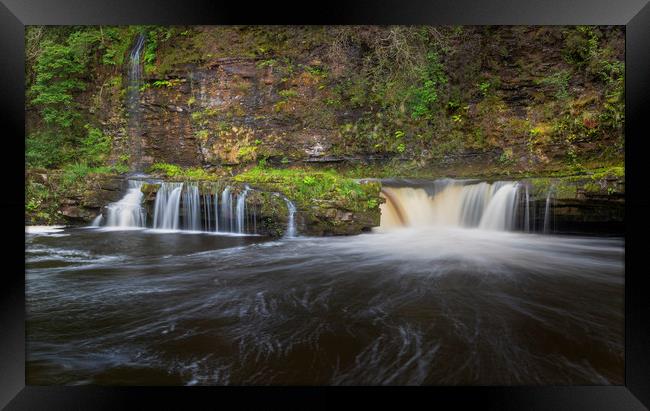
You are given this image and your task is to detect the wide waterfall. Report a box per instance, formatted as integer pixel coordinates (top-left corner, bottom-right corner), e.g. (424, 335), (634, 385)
(104, 180), (146, 228)
(92, 180), (268, 235)
(127, 34), (145, 171)
(153, 182), (183, 230)
(378, 179), (548, 233)
(93, 177), (551, 235)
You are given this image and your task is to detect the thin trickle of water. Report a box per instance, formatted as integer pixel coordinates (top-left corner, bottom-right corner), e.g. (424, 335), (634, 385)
(203, 193), (212, 232)
(128, 34), (146, 171)
(524, 185), (531, 232)
(104, 180), (146, 228)
(153, 182), (183, 230)
(236, 187), (250, 234)
(284, 198), (297, 238)
(543, 190), (552, 234)
(213, 190), (219, 233)
(91, 214), (103, 227)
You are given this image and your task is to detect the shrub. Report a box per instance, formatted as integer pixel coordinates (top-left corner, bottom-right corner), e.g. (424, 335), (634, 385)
(410, 52), (448, 120)
(81, 125), (111, 167)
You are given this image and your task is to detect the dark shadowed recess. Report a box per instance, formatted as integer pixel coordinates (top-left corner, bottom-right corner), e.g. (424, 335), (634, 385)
(2, 0), (650, 410)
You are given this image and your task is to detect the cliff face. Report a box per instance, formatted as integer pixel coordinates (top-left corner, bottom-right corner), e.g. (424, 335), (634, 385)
(134, 56), (344, 170)
(62, 25), (623, 174)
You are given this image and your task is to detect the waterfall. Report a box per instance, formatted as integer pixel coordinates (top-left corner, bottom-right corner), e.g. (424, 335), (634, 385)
(284, 198), (297, 238)
(458, 182), (491, 227)
(524, 185), (531, 232)
(127, 34), (145, 171)
(203, 193), (212, 232)
(235, 187), (250, 234)
(91, 214), (103, 227)
(182, 183), (201, 231)
(89, 180), (265, 235)
(379, 180), (521, 232)
(153, 182), (183, 230)
(478, 183), (518, 231)
(148, 183), (257, 234)
(221, 187), (234, 233)
(543, 190), (553, 234)
(213, 191), (219, 232)
(104, 180), (146, 228)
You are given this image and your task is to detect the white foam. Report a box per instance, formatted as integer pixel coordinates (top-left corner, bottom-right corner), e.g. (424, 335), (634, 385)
(25, 225), (66, 234)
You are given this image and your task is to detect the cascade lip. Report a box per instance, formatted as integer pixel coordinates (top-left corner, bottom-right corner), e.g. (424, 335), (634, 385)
(363, 177), (533, 188)
(377, 177), (488, 188)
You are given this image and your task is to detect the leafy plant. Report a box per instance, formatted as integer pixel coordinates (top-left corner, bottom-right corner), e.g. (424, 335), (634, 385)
(498, 148), (515, 166)
(302, 176), (316, 185)
(477, 81), (491, 96)
(536, 70), (571, 100)
(81, 125), (111, 167)
(410, 52), (448, 120)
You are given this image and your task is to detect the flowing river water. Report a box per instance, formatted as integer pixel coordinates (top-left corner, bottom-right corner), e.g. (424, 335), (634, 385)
(25, 179), (624, 385)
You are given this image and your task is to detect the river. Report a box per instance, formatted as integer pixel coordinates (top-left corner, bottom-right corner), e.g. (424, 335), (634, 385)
(25, 224), (623, 385)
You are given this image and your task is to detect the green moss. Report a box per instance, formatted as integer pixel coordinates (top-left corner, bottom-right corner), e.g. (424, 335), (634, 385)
(234, 166), (381, 212)
(237, 145), (258, 162)
(147, 163), (218, 181)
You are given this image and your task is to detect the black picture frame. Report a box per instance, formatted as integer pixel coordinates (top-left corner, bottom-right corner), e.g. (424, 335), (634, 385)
(2, 0), (649, 409)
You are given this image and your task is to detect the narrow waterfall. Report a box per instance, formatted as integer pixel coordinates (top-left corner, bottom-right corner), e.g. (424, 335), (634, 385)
(127, 34), (146, 171)
(182, 183), (201, 231)
(104, 180), (147, 228)
(91, 215), (103, 227)
(543, 190), (554, 234)
(379, 180), (521, 232)
(284, 198), (297, 238)
(203, 192), (212, 232)
(213, 191), (219, 232)
(153, 182), (183, 230)
(524, 185), (531, 232)
(235, 186), (250, 234)
(221, 187), (234, 233)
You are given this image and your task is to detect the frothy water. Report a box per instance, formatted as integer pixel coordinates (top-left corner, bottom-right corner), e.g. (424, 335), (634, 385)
(153, 182), (183, 230)
(379, 180), (523, 231)
(93, 181), (282, 236)
(105, 180), (146, 228)
(26, 225), (66, 234)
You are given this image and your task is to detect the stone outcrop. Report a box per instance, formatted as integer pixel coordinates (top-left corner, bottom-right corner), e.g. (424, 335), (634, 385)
(25, 170), (125, 225)
(521, 174), (624, 234)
